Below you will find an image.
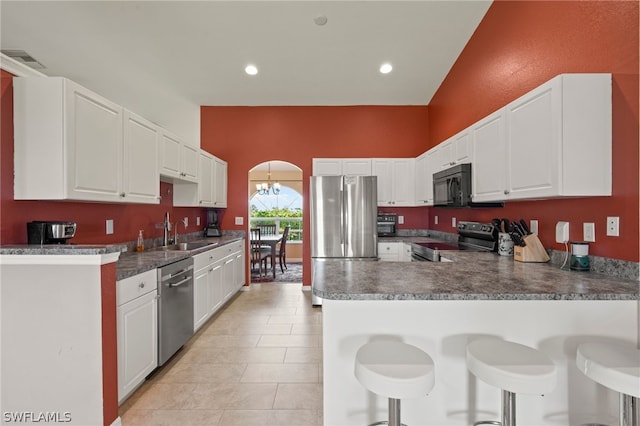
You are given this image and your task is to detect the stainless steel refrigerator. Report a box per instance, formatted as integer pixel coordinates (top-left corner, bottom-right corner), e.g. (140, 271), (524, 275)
(310, 175), (378, 305)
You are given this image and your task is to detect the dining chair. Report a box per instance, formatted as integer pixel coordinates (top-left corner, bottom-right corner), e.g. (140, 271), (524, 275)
(258, 224), (277, 236)
(250, 228), (271, 279)
(278, 226), (290, 273)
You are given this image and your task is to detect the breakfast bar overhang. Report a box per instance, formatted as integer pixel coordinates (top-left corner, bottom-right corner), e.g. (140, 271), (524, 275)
(313, 254), (639, 426)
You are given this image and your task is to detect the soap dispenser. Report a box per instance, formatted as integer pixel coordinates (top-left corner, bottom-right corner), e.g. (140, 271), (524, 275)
(136, 230), (144, 252)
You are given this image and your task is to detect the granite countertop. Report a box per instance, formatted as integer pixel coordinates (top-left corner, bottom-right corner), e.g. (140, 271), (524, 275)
(0, 236), (243, 281)
(0, 244), (125, 255)
(312, 252), (640, 301)
(116, 236), (242, 280)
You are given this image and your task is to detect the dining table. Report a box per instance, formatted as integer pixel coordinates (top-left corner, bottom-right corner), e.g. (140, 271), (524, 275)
(252, 233), (282, 280)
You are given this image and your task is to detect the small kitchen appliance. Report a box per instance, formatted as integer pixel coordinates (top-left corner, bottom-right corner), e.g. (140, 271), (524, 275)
(27, 221), (76, 245)
(411, 221), (498, 261)
(377, 213), (397, 236)
(432, 164), (504, 208)
(570, 241), (590, 271)
(205, 210), (222, 237)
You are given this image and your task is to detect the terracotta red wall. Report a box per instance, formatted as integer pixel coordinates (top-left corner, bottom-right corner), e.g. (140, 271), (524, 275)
(200, 106), (430, 285)
(427, 0), (639, 262)
(1, 70), (207, 246)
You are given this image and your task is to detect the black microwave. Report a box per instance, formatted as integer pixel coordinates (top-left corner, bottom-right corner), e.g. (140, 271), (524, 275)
(432, 164), (503, 208)
(433, 163), (472, 207)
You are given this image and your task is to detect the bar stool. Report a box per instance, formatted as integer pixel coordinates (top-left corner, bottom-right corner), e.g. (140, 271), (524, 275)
(354, 340), (435, 426)
(576, 341), (640, 426)
(466, 339), (557, 426)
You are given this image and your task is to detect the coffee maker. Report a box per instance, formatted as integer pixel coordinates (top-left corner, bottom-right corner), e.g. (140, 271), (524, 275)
(204, 210), (221, 237)
(27, 221), (77, 245)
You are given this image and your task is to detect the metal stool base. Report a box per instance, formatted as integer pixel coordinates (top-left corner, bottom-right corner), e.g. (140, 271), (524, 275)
(474, 389), (516, 426)
(366, 398), (408, 426)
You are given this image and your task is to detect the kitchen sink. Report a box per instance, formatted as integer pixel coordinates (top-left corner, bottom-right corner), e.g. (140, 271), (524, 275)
(147, 241), (218, 252)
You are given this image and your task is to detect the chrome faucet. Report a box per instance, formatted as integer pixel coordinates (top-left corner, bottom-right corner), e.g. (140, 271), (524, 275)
(163, 212), (171, 246)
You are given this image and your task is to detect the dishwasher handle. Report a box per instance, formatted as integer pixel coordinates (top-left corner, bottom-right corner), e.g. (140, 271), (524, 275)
(167, 276), (191, 288)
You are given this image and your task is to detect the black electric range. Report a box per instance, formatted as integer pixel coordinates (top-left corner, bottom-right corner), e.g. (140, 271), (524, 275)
(411, 221), (498, 262)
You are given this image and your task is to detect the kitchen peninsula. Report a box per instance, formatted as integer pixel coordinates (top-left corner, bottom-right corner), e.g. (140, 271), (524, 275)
(313, 253), (639, 426)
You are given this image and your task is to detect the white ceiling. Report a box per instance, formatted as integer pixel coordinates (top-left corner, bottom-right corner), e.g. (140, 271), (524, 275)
(1, 1), (491, 139)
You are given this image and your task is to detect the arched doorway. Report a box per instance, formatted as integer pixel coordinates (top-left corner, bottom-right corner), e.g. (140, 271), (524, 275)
(248, 160), (303, 283)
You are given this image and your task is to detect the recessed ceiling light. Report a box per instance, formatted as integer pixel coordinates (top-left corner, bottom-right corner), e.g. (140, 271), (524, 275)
(245, 64), (258, 76)
(379, 63), (393, 74)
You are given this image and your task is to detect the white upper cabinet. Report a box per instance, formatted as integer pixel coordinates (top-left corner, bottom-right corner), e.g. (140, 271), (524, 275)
(159, 130), (198, 183)
(312, 158), (372, 176)
(505, 73), (611, 199)
(436, 129), (472, 171)
(123, 110), (160, 203)
(174, 151), (227, 208)
(14, 77), (126, 202)
(471, 109), (507, 202)
(414, 147), (438, 206)
(213, 156), (228, 207)
(372, 158), (415, 206)
(472, 73), (612, 202)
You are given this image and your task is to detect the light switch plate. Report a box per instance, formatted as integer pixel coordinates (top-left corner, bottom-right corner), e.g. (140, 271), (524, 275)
(434, 216), (438, 225)
(235, 216), (243, 225)
(196, 217), (201, 226)
(106, 219), (114, 235)
(583, 222), (595, 242)
(398, 215), (404, 225)
(530, 220), (539, 234)
(452, 217), (456, 228)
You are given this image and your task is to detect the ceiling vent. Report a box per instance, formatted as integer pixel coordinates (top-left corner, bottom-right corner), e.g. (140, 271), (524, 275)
(1, 49), (46, 69)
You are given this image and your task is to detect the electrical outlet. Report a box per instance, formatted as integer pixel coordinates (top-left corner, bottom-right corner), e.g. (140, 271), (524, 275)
(452, 217), (457, 227)
(606, 216), (619, 236)
(398, 215), (404, 225)
(434, 216), (438, 225)
(530, 220), (539, 234)
(555, 221), (569, 243)
(105, 219), (114, 235)
(235, 216), (244, 226)
(583, 222), (595, 242)
(196, 217), (201, 226)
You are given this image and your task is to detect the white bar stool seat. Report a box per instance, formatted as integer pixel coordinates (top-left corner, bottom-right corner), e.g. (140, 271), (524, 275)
(466, 339), (557, 426)
(355, 340), (435, 426)
(576, 341), (640, 426)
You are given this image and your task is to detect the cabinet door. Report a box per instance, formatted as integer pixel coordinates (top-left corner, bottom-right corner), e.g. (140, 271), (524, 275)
(472, 110), (507, 202)
(378, 242), (400, 261)
(213, 157), (228, 207)
(414, 152), (428, 205)
(159, 131), (182, 178)
(342, 159), (372, 176)
(210, 261), (224, 314)
(117, 290), (157, 403)
(181, 144), (199, 182)
(193, 267), (210, 332)
(391, 159), (415, 206)
(312, 159), (343, 176)
(506, 80), (560, 199)
(198, 152), (214, 207)
(66, 80), (123, 201)
(222, 256), (236, 301)
(372, 159), (393, 205)
(123, 110), (159, 203)
(453, 131), (472, 164)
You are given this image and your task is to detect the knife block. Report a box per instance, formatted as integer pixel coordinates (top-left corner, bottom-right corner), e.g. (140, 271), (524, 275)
(514, 234), (550, 263)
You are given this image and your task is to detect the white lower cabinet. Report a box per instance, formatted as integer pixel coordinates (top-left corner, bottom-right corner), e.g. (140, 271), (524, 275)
(378, 242), (411, 262)
(116, 269), (158, 404)
(193, 240), (245, 332)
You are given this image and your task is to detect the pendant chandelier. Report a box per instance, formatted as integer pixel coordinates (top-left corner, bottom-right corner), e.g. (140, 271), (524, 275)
(256, 162), (281, 195)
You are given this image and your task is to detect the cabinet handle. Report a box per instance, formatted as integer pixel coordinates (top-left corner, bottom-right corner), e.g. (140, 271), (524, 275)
(139, 282), (145, 289)
(209, 268), (213, 272)
(504, 190), (510, 195)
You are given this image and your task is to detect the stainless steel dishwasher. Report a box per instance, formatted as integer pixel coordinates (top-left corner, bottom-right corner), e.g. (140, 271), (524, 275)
(157, 257), (194, 366)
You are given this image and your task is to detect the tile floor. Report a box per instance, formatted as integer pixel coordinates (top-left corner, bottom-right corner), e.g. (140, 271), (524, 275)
(119, 283), (323, 426)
